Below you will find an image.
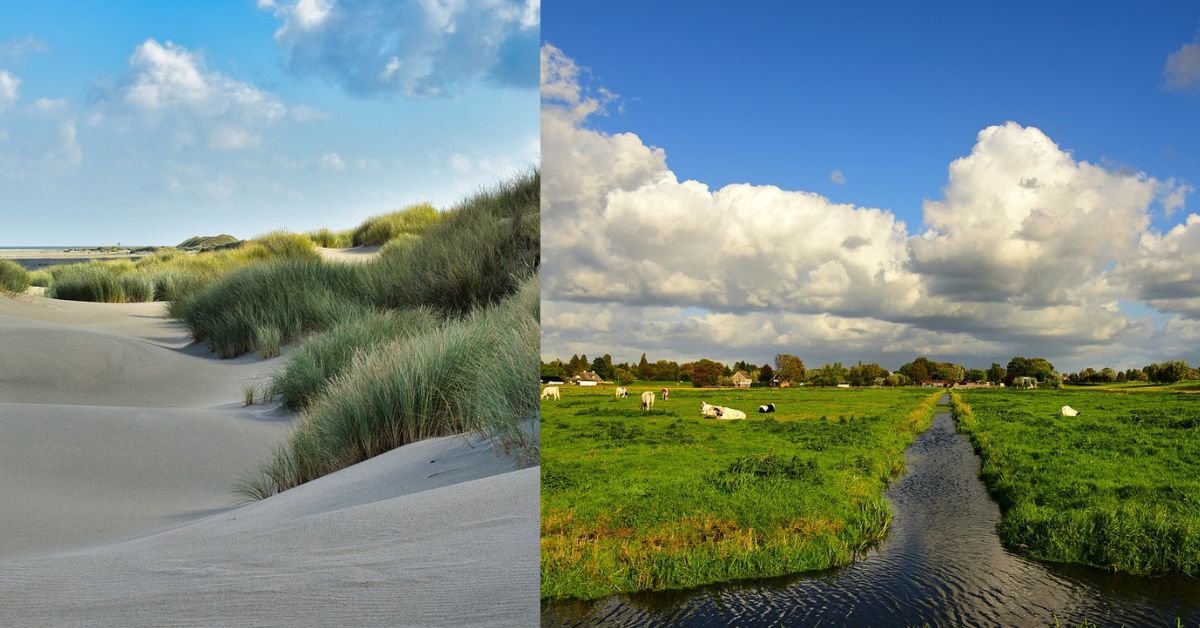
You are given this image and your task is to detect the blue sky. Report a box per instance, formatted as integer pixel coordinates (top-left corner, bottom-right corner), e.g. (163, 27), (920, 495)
(546, 1), (1198, 233)
(0, 1), (539, 245)
(540, 2), (1200, 371)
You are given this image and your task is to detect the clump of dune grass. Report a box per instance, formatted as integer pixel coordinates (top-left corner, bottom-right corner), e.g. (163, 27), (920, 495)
(239, 276), (538, 498)
(269, 307), (441, 411)
(351, 203), (441, 246)
(242, 382), (258, 406)
(252, 231), (319, 259)
(256, 325), (283, 359)
(0, 260), (31, 293)
(48, 263), (126, 302)
(374, 169), (539, 314)
(27, 269), (52, 287)
(306, 228), (354, 249)
(169, 258), (373, 358)
(121, 274), (155, 303)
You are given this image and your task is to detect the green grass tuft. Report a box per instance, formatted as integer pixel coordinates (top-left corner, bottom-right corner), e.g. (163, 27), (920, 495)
(27, 269), (52, 287)
(351, 203), (441, 246)
(0, 260), (31, 293)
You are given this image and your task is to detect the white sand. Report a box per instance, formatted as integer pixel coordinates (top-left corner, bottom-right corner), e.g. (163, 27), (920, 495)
(317, 245), (382, 263)
(0, 292), (538, 626)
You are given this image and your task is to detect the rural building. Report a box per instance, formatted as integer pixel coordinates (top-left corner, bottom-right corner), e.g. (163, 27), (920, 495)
(731, 371), (753, 388)
(571, 371), (603, 386)
(770, 375), (783, 387)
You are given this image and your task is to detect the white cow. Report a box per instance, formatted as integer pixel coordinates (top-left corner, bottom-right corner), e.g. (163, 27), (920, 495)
(700, 401), (745, 420)
(540, 386), (560, 400)
(615, 387), (628, 398)
(1061, 405), (1079, 417)
(641, 390), (655, 411)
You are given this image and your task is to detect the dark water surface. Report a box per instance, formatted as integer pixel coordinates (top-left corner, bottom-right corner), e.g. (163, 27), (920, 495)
(543, 397), (1200, 626)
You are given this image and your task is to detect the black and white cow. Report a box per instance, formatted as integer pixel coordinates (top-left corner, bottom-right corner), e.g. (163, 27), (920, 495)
(758, 403), (776, 413)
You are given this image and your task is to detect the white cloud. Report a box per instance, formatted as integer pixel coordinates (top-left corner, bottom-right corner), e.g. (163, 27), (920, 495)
(98, 39), (308, 152)
(30, 98), (68, 114)
(0, 36), (49, 62)
(290, 104), (330, 122)
(830, 169), (846, 185)
(262, 0), (539, 97)
(447, 153), (471, 173)
(319, 152), (346, 171)
(541, 44), (1200, 370)
(1166, 39), (1200, 92)
(0, 70), (20, 112)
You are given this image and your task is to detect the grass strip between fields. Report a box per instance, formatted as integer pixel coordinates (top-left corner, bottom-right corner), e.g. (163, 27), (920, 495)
(950, 388), (1200, 577)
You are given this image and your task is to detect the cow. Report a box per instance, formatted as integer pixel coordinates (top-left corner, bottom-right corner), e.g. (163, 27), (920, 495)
(700, 401), (746, 420)
(661, 387), (670, 401)
(615, 386), (628, 398)
(641, 391), (655, 411)
(540, 386), (560, 400)
(758, 403), (776, 413)
(1061, 405), (1079, 417)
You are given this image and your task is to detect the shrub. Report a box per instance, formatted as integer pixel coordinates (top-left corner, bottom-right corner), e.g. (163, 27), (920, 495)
(269, 307), (441, 411)
(0, 260), (30, 293)
(241, 276), (538, 497)
(351, 203), (441, 246)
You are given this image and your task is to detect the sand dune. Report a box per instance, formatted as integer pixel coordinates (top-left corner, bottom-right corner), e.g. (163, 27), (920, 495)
(317, 245), (382, 263)
(0, 292), (537, 626)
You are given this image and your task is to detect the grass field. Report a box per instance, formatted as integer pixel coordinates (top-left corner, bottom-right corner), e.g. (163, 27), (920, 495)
(952, 387), (1200, 576)
(540, 385), (942, 600)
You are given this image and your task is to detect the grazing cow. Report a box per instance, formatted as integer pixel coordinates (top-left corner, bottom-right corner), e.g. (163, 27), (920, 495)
(661, 387), (670, 400)
(1061, 405), (1079, 417)
(641, 391), (655, 411)
(758, 403), (776, 413)
(540, 386), (560, 400)
(615, 387), (628, 398)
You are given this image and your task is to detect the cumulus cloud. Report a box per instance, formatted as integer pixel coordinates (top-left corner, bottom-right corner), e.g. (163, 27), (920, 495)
(319, 152), (346, 171)
(262, 0), (539, 97)
(0, 70), (19, 112)
(97, 39), (297, 151)
(830, 169), (846, 185)
(541, 44), (1200, 370)
(1165, 38), (1200, 92)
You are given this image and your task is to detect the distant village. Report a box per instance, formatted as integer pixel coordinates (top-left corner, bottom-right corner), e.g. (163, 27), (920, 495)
(541, 353), (1196, 389)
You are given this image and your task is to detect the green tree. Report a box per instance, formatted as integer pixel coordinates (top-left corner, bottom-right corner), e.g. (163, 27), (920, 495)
(758, 363), (775, 383)
(691, 359), (725, 388)
(986, 363), (1006, 384)
(637, 353), (651, 380)
(774, 354), (806, 384)
(590, 356), (609, 380)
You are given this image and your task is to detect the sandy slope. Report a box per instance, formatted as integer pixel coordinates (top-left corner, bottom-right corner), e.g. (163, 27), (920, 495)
(317, 245), (382, 263)
(0, 293), (538, 625)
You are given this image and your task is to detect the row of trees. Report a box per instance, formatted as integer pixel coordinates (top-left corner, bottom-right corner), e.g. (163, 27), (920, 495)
(1066, 360), (1197, 385)
(543, 352), (1197, 389)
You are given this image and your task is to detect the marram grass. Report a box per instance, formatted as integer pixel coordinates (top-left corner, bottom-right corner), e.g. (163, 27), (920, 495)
(238, 276), (538, 499)
(0, 260), (30, 293)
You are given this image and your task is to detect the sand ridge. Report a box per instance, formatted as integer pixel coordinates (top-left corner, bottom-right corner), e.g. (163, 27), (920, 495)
(0, 292), (538, 625)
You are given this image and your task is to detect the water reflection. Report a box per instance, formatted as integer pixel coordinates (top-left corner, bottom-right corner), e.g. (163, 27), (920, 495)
(544, 400), (1200, 626)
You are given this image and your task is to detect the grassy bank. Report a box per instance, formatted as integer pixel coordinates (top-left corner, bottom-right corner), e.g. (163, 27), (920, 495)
(952, 388), (1200, 576)
(541, 386), (941, 600)
(224, 171), (540, 496)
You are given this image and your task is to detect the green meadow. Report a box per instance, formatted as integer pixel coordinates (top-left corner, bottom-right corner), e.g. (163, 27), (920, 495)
(540, 384), (941, 600)
(952, 387), (1200, 576)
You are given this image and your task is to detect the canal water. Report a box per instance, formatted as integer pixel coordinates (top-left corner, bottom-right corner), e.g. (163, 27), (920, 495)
(543, 396), (1200, 626)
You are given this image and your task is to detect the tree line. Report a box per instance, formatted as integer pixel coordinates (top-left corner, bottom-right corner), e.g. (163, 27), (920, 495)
(542, 353), (1200, 388)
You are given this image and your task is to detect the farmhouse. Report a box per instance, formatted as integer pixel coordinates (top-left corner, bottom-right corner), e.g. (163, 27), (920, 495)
(731, 371), (753, 388)
(571, 371), (604, 387)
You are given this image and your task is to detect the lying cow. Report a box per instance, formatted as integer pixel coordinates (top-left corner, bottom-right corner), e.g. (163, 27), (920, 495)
(661, 387), (670, 400)
(615, 386), (628, 398)
(700, 401), (746, 421)
(540, 386), (560, 400)
(758, 403), (776, 413)
(641, 390), (655, 411)
(1061, 405), (1079, 417)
